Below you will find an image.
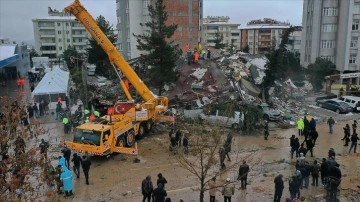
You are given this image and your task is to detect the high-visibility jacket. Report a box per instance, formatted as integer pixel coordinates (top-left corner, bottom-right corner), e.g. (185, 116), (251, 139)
(89, 114), (95, 121)
(84, 109), (90, 115)
(94, 110), (100, 117)
(60, 168), (73, 191)
(297, 119), (304, 130)
(62, 117), (69, 124)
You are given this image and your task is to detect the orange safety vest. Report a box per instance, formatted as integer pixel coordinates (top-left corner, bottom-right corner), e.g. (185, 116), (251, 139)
(16, 78), (21, 86)
(20, 78), (25, 86)
(194, 52), (199, 61)
(184, 43), (190, 52)
(107, 107), (114, 115)
(89, 114), (95, 121)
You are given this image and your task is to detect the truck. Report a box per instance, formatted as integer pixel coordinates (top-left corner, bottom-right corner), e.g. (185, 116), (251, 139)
(64, 0), (173, 156)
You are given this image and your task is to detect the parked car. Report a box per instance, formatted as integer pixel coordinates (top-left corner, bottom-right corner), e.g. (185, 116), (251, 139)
(316, 99), (353, 114)
(257, 103), (282, 121)
(338, 96), (360, 112)
(199, 109), (243, 130)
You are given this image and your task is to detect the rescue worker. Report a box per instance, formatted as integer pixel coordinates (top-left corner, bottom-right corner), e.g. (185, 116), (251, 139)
(71, 153), (82, 178)
(60, 167), (73, 197)
(94, 110), (100, 117)
(156, 173), (167, 189)
(58, 96), (62, 104)
(62, 115), (70, 134)
(198, 42), (202, 52)
(57, 156), (66, 169)
(81, 155), (91, 185)
(61, 145), (71, 169)
(297, 118), (304, 136)
(16, 77), (21, 89)
(39, 139), (49, 159)
(222, 178), (234, 202)
(20, 77), (25, 90)
(238, 160), (250, 189)
(84, 108), (90, 118)
(89, 113), (95, 121)
(184, 43), (190, 52)
(194, 51), (199, 64)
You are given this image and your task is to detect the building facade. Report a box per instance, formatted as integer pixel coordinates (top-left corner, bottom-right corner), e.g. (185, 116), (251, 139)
(300, 0), (360, 72)
(202, 16), (241, 49)
(240, 18), (291, 55)
(287, 27), (302, 53)
(32, 7), (89, 61)
(116, 0), (203, 60)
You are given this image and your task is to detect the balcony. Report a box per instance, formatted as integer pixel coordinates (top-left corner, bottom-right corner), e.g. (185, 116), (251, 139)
(206, 29), (219, 33)
(39, 26), (55, 30)
(40, 34), (55, 38)
(41, 50), (57, 54)
(41, 42), (56, 46)
(258, 38), (271, 42)
(72, 26), (85, 30)
(72, 34), (87, 38)
(73, 42), (87, 45)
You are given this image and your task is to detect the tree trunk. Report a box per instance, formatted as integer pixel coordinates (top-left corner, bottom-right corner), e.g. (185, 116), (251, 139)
(200, 179), (204, 202)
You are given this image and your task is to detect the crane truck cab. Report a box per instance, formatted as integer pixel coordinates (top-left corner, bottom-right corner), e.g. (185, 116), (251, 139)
(66, 115), (139, 156)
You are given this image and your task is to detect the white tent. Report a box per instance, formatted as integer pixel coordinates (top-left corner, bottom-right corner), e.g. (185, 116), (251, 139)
(32, 67), (69, 109)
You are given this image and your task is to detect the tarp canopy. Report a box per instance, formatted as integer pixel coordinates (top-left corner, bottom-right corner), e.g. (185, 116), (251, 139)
(0, 44), (20, 69)
(32, 67), (69, 104)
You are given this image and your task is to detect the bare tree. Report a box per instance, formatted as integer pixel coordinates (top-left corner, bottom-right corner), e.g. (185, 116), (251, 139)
(176, 124), (250, 202)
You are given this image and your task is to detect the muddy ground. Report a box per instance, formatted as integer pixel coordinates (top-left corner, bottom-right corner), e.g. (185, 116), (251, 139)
(28, 116), (359, 202)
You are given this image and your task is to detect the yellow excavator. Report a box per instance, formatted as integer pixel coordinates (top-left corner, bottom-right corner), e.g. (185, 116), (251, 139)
(64, 0), (174, 156)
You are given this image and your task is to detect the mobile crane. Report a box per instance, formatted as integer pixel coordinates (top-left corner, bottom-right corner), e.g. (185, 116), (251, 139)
(64, 0), (174, 156)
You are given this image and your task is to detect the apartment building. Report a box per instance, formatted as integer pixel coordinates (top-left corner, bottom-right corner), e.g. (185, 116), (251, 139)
(32, 7), (89, 61)
(300, 0), (360, 72)
(202, 16), (241, 49)
(287, 26), (302, 53)
(116, 0), (203, 60)
(240, 18), (291, 55)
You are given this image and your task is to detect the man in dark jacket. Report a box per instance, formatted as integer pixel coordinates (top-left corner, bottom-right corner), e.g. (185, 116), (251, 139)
(61, 146), (71, 169)
(298, 144), (307, 157)
(305, 138), (314, 157)
(302, 162), (311, 188)
(289, 175), (301, 200)
(71, 153), (82, 178)
(157, 173), (167, 189)
(320, 158), (328, 186)
(141, 175), (153, 202)
(81, 155), (91, 185)
(311, 160), (320, 187)
(274, 174), (284, 202)
(152, 183), (167, 202)
(349, 133), (360, 153)
(238, 161), (250, 189)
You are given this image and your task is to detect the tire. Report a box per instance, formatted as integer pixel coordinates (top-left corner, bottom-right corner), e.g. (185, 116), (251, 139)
(145, 121), (153, 133)
(336, 109), (340, 114)
(263, 114), (269, 121)
(232, 123), (239, 130)
(126, 130), (136, 147)
(137, 124), (145, 139)
(116, 135), (126, 147)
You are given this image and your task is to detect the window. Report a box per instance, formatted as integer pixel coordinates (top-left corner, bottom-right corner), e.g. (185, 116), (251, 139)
(66, 23), (69, 27)
(249, 42), (253, 45)
(66, 31), (69, 34)
(349, 54), (357, 64)
(322, 24), (337, 32)
(320, 55), (335, 63)
(321, 40), (335, 48)
(323, 7), (338, 16)
(58, 39), (62, 42)
(354, 4), (360, 14)
(352, 20), (359, 31)
(57, 31), (61, 35)
(67, 39), (70, 43)
(78, 38), (82, 42)
(59, 46), (62, 50)
(57, 23), (60, 26)
(351, 37), (358, 48)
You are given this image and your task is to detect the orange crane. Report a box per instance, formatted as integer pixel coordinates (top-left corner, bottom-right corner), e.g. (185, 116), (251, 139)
(64, 0), (174, 156)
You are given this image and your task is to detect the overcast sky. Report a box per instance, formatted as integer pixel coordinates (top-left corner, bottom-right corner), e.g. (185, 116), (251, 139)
(0, 0), (303, 45)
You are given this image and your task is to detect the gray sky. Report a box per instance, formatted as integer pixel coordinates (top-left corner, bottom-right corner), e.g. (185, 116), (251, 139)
(0, 0), (303, 45)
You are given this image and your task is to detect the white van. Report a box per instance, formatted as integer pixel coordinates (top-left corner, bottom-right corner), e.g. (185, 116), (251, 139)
(338, 96), (360, 112)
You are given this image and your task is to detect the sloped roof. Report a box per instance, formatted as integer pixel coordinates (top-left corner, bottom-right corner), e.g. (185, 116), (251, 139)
(32, 67), (69, 95)
(0, 44), (19, 68)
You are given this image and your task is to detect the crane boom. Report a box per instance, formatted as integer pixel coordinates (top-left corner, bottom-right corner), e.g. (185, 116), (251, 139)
(64, 0), (154, 102)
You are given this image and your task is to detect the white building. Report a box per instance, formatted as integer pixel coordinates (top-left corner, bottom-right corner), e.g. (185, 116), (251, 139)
(202, 16), (241, 49)
(32, 7), (89, 61)
(300, 0), (360, 72)
(287, 27), (302, 53)
(0, 38), (30, 79)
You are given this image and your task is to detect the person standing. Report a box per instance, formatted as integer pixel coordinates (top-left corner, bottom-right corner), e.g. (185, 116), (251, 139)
(156, 173), (167, 189)
(61, 146), (71, 169)
(62, 115), (70, 134)
(182, 135), (189, 154)
(320, 158), (328, 186)
(152, 183), (167, 202)
(349, 133), (360, 153)
(305, 138), (314, 157)
(219, 147), (226, 170)
(297, 118), (304, 137)
(71, 153), (82, 179)
(309, 118), (316, 132)
(39, 139), (49, 160)
(352, 120), (357, 134)
(343, 124), (351, 146)
(55, 101), (62, 120)
(207, 49), (211, 59)
(264, 120), (269, 140)
(32, 103), (39, 118)
(274, 174), (284, 202)
(142, 175), (154, 202)
(208, 177), (216, 202)
(310, 160), (320, 187)
(222, 178), (234, 202)
(327, 117), (335, 134)
(60, 167), (73, 197)
(81, 155), (91, 185)
(238, 161), (250, 189)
